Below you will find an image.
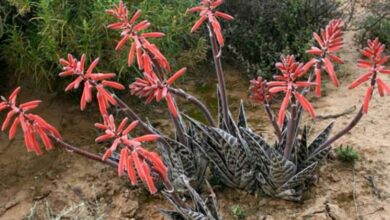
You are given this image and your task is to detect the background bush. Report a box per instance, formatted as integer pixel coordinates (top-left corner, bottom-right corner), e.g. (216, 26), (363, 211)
(223, 0), (342, 79)
(0, 0), (206, 91)
(356, 0), (389, 52)
(0, 0), (348, 91)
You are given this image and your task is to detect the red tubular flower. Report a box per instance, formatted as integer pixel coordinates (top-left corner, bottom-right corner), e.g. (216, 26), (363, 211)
(249, 77), (272, 103)
(0, 87), (62, 155)
(106, 1), (170, 71)
(267, 55), (316, 126)
(187, 0), (234, 47)
(348, 38), (390, 114)
(129, 68), (187, 118)
(94, 115), (167, 194)
(305, 19), (344, 96)
(59, 54), (125, 116)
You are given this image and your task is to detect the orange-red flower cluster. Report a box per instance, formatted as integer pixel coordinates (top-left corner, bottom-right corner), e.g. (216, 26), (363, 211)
(349, 38), (390, 113)
(187, 0), (234, 47)
(129, 68), (187, 118)
(267, 55), (316, 125)
(249, 77), (272, 103)
(95, 115), (167, 194)
(305, 19), (344, 96)
(0, 87), (62, 155)
(106, 1), (170, 72)
(59, 54), (125, 116)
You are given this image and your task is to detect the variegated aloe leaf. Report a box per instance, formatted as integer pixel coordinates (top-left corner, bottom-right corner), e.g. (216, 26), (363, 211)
(186, 116), (228, 159)
(185, 118), (237, 187)
(157, 139), (186, 186)
(217, 86), (240, 136)
(292, 122), (334, 169)
(187, 123), (209, 188)
(296, 126), (308, 166)
(240, 128), (272, 176)
(186, 114), (256, 188)
(307, 122), (334, 154)
(276, 162), (317, 196)
(300, 146), (331, 169)
(182, 177), (217, 219)
(211, 128), (243, 175)
(268, 149), (297, 188)
(237, 100), (248, 129)
(206, 127), (254, 188)
(160, 176), (221, 220)
(276, 129), (288, 154)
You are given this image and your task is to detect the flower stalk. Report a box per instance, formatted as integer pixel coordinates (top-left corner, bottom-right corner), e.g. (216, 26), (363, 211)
(48, 134), (119, 168)
(169, 87), (216, 127)
(207, 23), (230, 125)
(264, 101), (282, 141)
(284, 101), (298, 160)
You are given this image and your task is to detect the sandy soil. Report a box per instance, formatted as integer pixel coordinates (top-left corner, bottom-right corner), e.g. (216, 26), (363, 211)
(1, 3), (390, 220)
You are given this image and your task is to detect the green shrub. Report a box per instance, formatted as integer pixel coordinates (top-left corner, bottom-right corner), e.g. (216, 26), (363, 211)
(358, 16), (389, 52)
(0, 0), (206, 91)
(356, 0), (389, 52)
(223, 0), (342, 79)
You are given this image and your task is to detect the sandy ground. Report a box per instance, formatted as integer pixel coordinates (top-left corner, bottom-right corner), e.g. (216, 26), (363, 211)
(1, 3), (390, 220)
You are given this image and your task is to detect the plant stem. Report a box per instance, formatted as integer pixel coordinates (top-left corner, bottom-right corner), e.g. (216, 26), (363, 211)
(113, 94), (173, 153)
(319, 106), (364, 152)
(48, 134), (118, 168)
(207, 23), (229, 125)
(169, 96), (187, 145)
(317, 70), (378, 152)
(264, 100), (281, 141)
(284, 101), (298, 160)
(295, 64), (318, 125)
(169, 87), (216, 127)
(113, 94), (153, 133)
(49, 134), (187, 208)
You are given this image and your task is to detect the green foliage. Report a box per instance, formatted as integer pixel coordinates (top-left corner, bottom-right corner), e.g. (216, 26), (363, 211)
(358, 16), (390, 52)
(231, 205), (246, 219)
(0, 0), (206, 90)
(4, 0), (31, 16)
(336, 145), (360, 164)
(223, 0), (341, 79)
(137, 0), (207, 69)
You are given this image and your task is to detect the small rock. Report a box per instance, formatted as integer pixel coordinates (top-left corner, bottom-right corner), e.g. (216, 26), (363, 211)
(107, 189), (116, 196)
(326, 203), (348, 220)
(121, 200), (139, 218)
(329, 174), (340, 182)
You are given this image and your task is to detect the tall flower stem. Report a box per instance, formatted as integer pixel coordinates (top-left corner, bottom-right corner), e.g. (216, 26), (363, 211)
(169, 97), (188, 145)
(264, 100), (282, 141)
(295, 63), (319, 125)
(284, 101), (298, 160)
(317, 70), (378, 152)
(113, 94), (152, 133)
(318, 107), (364, 152)
(169, 87), (216, 127)
(49, 134), (118, 167)
(113, 94), (174, 153)
(207, 23), (229, 124)
(49, 134), (187, 208)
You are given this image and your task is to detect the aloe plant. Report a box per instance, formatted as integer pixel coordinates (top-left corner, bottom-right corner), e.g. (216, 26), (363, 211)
(1, 0), (390, 218)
